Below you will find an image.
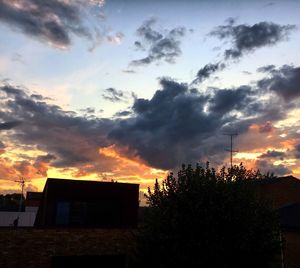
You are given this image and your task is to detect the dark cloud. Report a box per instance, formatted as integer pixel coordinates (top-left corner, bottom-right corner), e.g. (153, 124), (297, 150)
(193, 62), (226, 84)
(134, 41), (145, 50)
(257, 65), (276, 73)
(258, 121), (273, 133)
(259, 150), (285, 159)
(0, 84), (114, 171)
(35, 153), (56, 163)
(136, 18), (162, 42)
(295, 144), (300, 159)
(79, 107), (96, 114)
(30, 94), (52, 101)
(256, 160), (292, 176)
(130, 18), (187, 66)
(109, 78), (214, 169)
(1, 71), (297, 175)
(0, 0), (104, 49)
(0, 121), (22, 130)
(209, 86), (252, 115)
(0, 141), (5, 154)
(257, 65), (300, 100)
(33, 153), (56, 176)
(114, 110), (132, 117)
(102, 88), (125, 102)
(0, 141), (5, 150)
(108, 77), (287, 170)
(210, 19), (296, 59)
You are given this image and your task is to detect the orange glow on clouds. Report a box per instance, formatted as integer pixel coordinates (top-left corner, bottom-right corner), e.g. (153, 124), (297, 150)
(0, 142), (168, 195)
(1, 131), (299, 196)
(99, 145), (167, 190)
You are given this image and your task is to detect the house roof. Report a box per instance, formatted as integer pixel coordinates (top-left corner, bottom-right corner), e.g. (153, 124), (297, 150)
(41, 178), (139, 200)
(253, 175), (299, 186)
(45, 177), (139, 188)
(254, 175), (300, 211)
(35, 178), (139, 227)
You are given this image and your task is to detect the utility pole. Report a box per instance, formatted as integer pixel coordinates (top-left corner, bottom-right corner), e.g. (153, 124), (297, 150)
(224, 133), (238, 168)
(14, 178), (25, 212)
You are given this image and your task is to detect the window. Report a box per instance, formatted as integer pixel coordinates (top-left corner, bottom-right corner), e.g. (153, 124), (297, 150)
(56, 201), (70, 225)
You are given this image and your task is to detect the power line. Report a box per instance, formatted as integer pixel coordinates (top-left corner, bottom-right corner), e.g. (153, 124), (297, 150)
(224, 133), (238, 168)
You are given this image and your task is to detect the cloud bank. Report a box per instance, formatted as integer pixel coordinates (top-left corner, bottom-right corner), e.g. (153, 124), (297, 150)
(1, 63), (300, 179)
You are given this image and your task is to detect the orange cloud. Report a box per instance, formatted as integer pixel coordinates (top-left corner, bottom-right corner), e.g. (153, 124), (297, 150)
(99, 145), (167, 190)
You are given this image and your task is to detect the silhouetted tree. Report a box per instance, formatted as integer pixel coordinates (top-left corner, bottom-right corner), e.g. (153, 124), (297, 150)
(0, 193), (24, 211)
(133, 163), (281, 268)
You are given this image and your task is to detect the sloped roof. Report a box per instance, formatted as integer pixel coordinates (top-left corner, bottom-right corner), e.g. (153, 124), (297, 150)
(254, 175), (299, 186)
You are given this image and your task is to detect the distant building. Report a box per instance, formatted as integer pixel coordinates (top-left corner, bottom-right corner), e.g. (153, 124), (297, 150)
(0, 192), (42, 227)
(255, 175), (300, 268)
(35, 178), (139, 228)
(0, 178), (139, 267)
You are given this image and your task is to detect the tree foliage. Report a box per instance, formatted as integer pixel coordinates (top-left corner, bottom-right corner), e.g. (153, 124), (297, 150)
(134, 163), (281, 268)
(0, 193), (24, 211)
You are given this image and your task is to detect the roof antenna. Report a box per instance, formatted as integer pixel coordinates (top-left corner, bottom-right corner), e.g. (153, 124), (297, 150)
(14, 178), (25, 212)
(224, 133), (238, 168)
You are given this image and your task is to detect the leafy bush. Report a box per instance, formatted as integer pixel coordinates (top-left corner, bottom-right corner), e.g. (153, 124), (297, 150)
(134, 163), (281, 268)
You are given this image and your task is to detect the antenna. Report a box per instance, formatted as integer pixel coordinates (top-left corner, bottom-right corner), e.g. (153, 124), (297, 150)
(14, 178), (25, 212)
(224, 133), (238, 168)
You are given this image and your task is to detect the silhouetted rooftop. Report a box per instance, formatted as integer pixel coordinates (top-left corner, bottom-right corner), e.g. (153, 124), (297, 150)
(35, 178), (139, 228)
(253, 175), (299, 186)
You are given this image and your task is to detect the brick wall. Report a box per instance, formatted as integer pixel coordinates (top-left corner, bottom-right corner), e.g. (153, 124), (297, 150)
(282, 231), (300, 268)
(1, 228), (299, 267)
(0, 228), (135, 268)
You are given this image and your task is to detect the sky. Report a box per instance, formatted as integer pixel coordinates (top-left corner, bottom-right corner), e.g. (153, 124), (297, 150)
(1, 0), (300, 196)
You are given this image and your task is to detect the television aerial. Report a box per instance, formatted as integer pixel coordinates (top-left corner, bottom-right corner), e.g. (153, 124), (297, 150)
(14, 178), (26, 212)
(224, 133), (238, 168)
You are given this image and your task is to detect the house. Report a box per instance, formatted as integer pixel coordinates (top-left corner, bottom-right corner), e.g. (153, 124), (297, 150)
(0, 178), (139, 268)
(35, 178), (139, 228)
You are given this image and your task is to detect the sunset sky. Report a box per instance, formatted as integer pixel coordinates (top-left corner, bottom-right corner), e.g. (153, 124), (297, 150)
(1, 0), (300, 195)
